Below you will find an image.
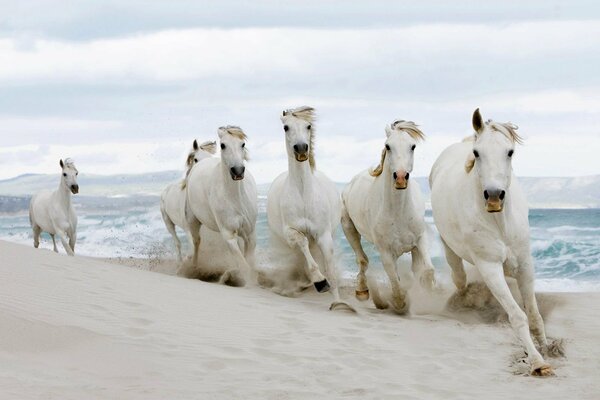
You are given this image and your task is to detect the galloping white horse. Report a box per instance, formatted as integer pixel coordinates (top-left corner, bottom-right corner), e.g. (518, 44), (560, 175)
(185, 126), (258, 284)
(160, 139), (216, 262)
(29, 158), (79, 256)
(267, 106), (347, 308)
(342, 120), (436, 313)
(430, 109), (552, 376)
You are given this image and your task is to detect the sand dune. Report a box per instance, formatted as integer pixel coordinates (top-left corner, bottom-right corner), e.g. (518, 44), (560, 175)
(0, 240), (598, 399)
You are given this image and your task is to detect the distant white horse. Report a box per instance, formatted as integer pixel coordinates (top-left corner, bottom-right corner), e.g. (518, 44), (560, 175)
(267, 106), (348, 309)
(160, 139), (216, 262)
(430, 109), (552, 376)
(342, 120), (436, 313)
(185, 126), (258, 284)
(29, 158), (79, 256)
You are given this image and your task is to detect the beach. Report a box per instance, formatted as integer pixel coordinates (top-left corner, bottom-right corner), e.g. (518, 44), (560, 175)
(1, 239), (598, 399)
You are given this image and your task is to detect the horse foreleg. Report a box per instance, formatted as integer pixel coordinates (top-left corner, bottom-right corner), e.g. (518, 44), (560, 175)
(411, 235), (436, 291)
(185, 212), (201, 267)
(284, 227), (328, 292)
(50, 234), (58, 252)
(341, 209), (369, 300)
(516, 254), (549, 352)
(476, 259), (552, 376)
(56, 231), (74, 256)
(442, 238), (467, 291)
(222, 230), (253, 285)
(316, 232), (341, 301)
(32, 225), (41, 248)
(69, 231), (76, 253)
(379, 250), (409, 314)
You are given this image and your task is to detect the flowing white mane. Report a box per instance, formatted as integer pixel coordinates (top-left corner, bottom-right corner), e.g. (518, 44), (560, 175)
(390, 120), (426, 141)
(219, 125), (247, 141)
(283, 106), (316, 170)
(486, 120), (523, 144)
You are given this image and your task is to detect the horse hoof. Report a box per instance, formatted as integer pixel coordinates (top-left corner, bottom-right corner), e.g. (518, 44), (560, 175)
(329, 301), (357, 313)
(314, 279), (330, 293)
(531, 363), (554, 377)
(355, 289), (369, 301)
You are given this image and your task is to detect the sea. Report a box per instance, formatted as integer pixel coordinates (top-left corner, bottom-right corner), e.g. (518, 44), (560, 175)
(1, 193), (599, 292)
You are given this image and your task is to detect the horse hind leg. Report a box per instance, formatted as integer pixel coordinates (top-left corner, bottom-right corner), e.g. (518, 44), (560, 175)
(341, 208), (370, 300)
(162, 210), (183, 262)
(32, 225), (41, 248)
(442, 239), (467, 291)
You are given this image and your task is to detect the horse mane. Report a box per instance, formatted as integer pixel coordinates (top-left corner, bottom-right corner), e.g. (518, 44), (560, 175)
(370, 120), (424, 177)
(63, 158), (76, 168)
(390, 120), (426, 141)
(220, 125), (247, 141)
(487, 120), (523, 144)
(369, 148), (387, 177)
(283, 106), (316, 170)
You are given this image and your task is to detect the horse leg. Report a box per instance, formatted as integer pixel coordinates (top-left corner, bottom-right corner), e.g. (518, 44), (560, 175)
(186, 213), (201, 267)
(516, 254), (549, 352)
(162, 211), (183, 262)
(56, 230), (74, 256)
(316, 232), (341, 301)
(32, 225), (41, 248)
(69, 231), (76, 253)
(476, 259), (552, 376)
(221, 230), (253, 285)
(243, 232), (257, 272)
(341, 208), (370, 300)
(379, 249), (409, 314)
(50, 234), (58, 252)
(284, 227), (328, 292)
(442, 239), (467, 291)
(410, 235), (436, 291)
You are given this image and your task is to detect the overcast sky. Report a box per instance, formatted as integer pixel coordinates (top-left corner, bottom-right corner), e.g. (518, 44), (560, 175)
(0, 1), (599, 182)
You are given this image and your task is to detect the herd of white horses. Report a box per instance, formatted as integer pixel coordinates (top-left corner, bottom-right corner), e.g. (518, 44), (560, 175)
(28, 106), (554, 376)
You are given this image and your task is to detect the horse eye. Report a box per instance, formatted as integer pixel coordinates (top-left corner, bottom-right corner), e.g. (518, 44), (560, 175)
(508, 150), (514, 157)
(194, 158), (198, 163)
(411, 145), (416, 151)
(242, 143), (245, 148)
(385, 144), (390, 151)
(63, 173), (67, 177)
(307, 125), (311, 130)
(283, 125), (289, 132)
(473, 150), (479, 158)
(220, 143), (225, 150)
(76, 172), (78, 176)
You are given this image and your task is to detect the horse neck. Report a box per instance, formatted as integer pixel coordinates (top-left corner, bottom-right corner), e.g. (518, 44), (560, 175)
(379, 164), (411, 214)
(55, 179), (72, 209)
(287, 154), (315, 194)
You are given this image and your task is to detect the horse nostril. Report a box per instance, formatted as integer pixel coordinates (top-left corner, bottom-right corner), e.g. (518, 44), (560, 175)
(483, 190), (489, 200)
(293, 144), (299, 152)
(499, 190), (506, 200)
(405, 172), (410, 180)
(393, 172), (398, 180)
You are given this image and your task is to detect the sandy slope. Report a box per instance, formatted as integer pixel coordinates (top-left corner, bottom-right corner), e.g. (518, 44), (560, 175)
(0, 240), (599, 400)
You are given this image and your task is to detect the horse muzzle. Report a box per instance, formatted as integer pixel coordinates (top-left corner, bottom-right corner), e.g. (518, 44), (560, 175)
(393, 170), (409, 190)
(230, 166), (245, 181)
(70, 184), (79, 194)
(293, 143), (309, 162)
(484, 189), (505, 213)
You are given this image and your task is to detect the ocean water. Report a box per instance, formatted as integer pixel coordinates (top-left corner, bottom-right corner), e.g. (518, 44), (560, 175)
(1, 195), (598, 292)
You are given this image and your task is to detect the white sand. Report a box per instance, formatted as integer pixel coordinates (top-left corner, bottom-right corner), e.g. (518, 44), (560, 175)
(1, 239), (599, 400)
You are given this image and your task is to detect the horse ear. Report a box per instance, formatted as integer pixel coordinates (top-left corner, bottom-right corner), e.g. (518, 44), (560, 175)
(385, 125), (393, 138)
(193, 139), (199, 151)
(472, 108), (484, 134)
(59, 159), (64, 168)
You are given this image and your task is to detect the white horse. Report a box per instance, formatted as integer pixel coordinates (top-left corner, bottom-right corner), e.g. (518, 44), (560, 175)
(29, 158), (79, 256)
(267, 106), (348, 309)
(160, 139), (216, 262)
(185, 126), (258, 284)
(430, 108), (552, 376)
(341, 120), (436, 313)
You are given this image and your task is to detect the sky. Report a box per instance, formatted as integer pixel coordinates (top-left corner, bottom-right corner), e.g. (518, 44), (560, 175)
(0, 0), (599, 183)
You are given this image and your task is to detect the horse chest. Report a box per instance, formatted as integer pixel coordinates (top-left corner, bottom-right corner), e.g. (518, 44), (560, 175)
(373, 216), (418, 253)
(283, 189), (327, 234)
